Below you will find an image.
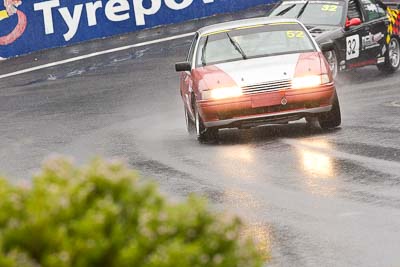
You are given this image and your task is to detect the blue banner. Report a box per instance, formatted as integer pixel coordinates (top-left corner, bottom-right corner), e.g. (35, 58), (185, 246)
(0, 0), (272, 58)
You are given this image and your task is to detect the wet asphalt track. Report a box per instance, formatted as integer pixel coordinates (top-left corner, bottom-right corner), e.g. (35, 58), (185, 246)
(1, 7), (400, 267)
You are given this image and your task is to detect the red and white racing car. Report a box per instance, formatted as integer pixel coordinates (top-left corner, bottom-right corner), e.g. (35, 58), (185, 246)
(176, 18), (341, 141)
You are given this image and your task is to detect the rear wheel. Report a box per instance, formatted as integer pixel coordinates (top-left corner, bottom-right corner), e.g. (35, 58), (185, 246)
(378, 37), (400, 74)
(194, 105), (218, 142)
(324, 50), (338, 79)
(318, 92), (341, 129)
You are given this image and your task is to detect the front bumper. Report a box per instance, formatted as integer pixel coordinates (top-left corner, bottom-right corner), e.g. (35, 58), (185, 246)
(199, 84), (335, 128)
(204, 105), (331, 128)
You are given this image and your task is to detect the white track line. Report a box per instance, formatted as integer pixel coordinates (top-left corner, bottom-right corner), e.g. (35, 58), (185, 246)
(0, 32), (195, 80)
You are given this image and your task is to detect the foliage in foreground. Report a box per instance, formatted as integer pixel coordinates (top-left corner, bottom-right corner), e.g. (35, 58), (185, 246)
(0, 157), (265, 267)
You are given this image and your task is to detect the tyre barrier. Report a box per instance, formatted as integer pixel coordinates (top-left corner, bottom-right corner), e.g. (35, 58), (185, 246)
(0, 0), (273, 59)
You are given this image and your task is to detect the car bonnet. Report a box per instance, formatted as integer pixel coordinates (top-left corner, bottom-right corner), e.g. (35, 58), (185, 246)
(193, 52), (323, 90)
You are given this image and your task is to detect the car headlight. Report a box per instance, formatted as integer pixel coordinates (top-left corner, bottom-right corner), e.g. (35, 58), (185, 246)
(291, 74), (330, 89)
(202, 87), (242, 100)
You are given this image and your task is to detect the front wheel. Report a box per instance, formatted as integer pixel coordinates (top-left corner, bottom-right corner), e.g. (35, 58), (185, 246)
(184, 107), (196, 134)
(194, 105), (218, 142)
(378, 37), (400, 74)
(318, 92), (341, 129)
(323, 50), (338, 79)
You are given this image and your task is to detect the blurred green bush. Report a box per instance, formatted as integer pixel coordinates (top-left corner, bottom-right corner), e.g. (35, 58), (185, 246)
(0, 157), (265, 267)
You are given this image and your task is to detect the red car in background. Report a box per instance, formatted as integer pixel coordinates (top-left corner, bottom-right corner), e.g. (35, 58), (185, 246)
(176, 18), (341, 142)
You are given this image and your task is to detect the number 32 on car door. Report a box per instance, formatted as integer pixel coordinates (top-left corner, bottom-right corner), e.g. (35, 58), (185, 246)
(346, 34), (360, 60)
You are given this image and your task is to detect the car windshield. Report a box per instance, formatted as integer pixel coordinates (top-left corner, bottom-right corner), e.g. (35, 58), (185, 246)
(270, 1), (345, 26)
(196, 23), (315, 67)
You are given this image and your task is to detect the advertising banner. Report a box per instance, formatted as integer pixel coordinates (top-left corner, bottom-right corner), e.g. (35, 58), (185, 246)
(0, 0), (272, 58)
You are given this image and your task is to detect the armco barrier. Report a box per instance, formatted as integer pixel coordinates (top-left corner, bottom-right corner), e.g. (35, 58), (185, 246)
(0, 0), (274, 59)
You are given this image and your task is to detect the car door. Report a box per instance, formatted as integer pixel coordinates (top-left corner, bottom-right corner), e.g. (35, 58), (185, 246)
(341, 0), (369, 68)
(359, 0), (388, 62)
(181, 33), (198, 118)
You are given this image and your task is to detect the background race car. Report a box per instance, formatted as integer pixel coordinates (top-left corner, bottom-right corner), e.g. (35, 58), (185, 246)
(268, 0), (400, 78)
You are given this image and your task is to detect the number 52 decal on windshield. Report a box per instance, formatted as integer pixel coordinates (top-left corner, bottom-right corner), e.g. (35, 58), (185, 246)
(286, 31), (304, 38)
(321, 5), (338, 11)
(346, 34), (360, 60)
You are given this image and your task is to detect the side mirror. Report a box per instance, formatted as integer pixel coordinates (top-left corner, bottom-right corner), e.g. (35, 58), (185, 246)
(320, 41), (334, 52)
(175, 61), (191, 72)
(345, 18), (362, 29)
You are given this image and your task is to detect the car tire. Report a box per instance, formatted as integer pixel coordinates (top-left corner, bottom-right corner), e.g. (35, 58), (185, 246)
(318, 91), (341, 129)
(184, 107), (196, 134)
(305, 116), (319, 128)
(194, 104), (218, 142)
(378, 37), (400, 74)
(323, 49), (338, 79)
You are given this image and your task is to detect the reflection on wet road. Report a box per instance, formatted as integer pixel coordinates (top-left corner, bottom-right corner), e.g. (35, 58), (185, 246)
(216, 145), (258, 180)
(1, 14), (400, 267)
(297, 139), (336, 196)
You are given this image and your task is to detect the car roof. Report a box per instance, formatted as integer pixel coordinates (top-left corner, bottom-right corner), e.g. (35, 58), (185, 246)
(197, 17), (303, 36)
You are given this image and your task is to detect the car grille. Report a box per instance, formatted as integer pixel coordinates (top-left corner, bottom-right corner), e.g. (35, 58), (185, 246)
(241, 79), (291, 95)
